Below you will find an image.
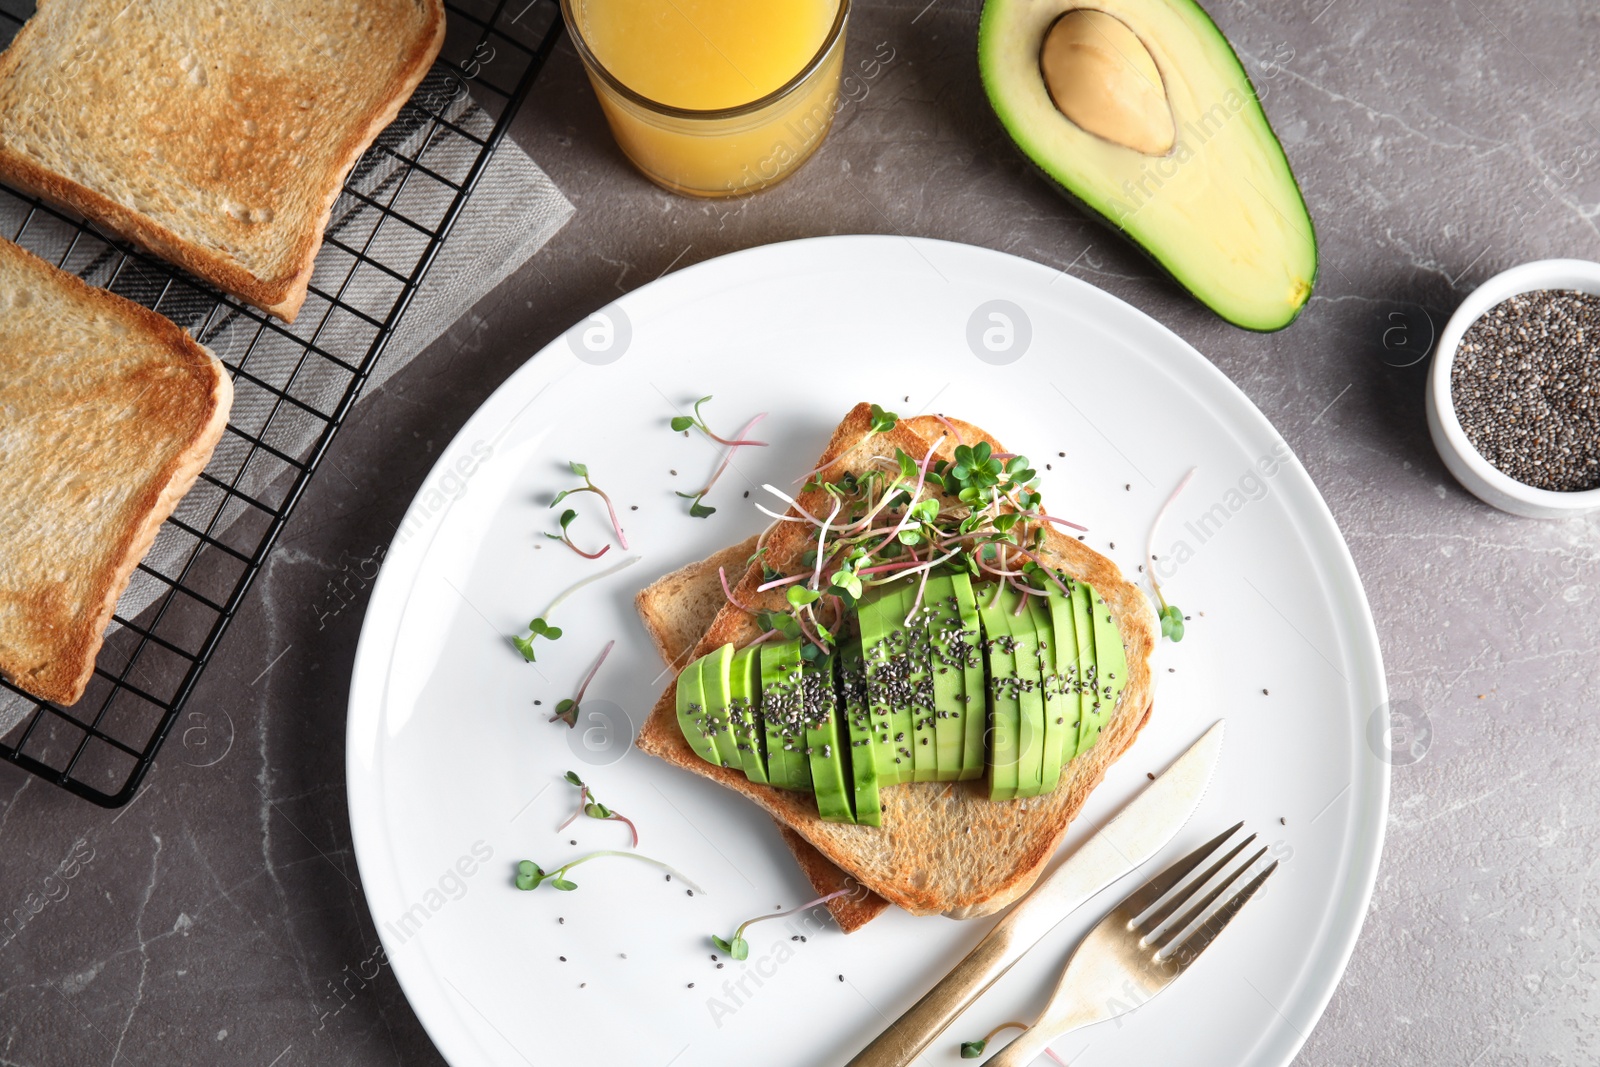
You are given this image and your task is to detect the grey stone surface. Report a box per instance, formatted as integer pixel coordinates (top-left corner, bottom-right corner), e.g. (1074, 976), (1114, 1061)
(2, 0), (1598, 1063)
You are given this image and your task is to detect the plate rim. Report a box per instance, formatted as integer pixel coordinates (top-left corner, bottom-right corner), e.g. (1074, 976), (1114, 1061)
(346, 233), (1390, 1067)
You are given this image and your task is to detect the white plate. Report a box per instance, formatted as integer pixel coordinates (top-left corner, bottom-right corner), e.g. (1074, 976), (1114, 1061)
(347, 235), (1388, 1067)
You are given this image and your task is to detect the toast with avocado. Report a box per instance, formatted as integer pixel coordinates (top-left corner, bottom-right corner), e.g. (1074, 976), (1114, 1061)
(635, 404), (1157, 920)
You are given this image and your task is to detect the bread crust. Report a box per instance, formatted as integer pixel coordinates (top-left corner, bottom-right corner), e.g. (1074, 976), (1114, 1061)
(635, 405), (1158, 918)
(0, 238), (233, 705)
(0, 0), (448, 323)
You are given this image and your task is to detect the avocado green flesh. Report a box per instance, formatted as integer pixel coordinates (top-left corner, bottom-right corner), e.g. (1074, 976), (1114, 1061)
(1087, 585), (1130, 753)
(923, 575), (968, 782)
(976, 582), (1022, 802)
(803, 654), (855, 823)
(838, 631), (882, 826)
(760, 639), (812, 792)
(903, 586), (940, 784)
(861, 585), (916, 786)
(976, 0), (1317, 331)
(728, 646), (769, 785)
(700, 643), (742, 770)
(674, 656), (722, 767)
(1027, 591), (1068, 795)
(1046, 582), (1085, 765)
(1072, 580), (1109, 756)
(1004, 588), (1049, 799)
(950, 573), (987, 781)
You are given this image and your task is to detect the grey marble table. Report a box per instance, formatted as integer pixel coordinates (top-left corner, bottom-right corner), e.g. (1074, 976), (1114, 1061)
(2, 0), (1596, 1063)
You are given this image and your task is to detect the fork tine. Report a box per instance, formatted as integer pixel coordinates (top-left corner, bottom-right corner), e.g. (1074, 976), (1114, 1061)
(1150, 846), (1269, 952)
(1118, 822), (1244, 919)
(1163, 860), (1278, 972)
(1134, 833), (1256, 936)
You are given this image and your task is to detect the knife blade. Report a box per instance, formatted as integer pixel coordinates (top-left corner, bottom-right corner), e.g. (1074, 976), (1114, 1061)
(845, 720), (1225, 1067)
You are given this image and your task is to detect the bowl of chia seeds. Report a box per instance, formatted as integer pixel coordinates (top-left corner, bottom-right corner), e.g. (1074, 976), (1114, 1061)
(1427, 258), (1600, 518)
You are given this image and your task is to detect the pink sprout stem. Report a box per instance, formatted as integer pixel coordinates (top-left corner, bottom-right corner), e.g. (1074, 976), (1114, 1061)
(1019, 510), (1090, 533)
(930, 413), (965, 445)
(733, 887), (855, 941)
(553, 639), (616, 723)
(719, 566), (759, 614)
(692, 412), (769, 498)
(557, 786), (589, 832)
(1147, 467), (1198, 608)
(559, 533), (611, 560)
(756, 572), (811, 592)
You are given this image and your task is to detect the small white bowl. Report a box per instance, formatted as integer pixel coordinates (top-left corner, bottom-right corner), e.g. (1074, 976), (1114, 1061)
(1427, 257), (1600, 518)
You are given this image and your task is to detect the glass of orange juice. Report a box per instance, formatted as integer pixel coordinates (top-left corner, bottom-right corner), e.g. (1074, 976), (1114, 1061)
(560, 0), (851, 197)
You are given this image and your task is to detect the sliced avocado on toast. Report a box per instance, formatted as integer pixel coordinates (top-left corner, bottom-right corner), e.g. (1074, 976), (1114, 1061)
(1027, 588), (1068, 795)
(903, 585), (940, 784)
(675, 654), (724, 767)
(728, 645), (769, 785)
(1085, 583), (1130, 754)
(1005, 587), (1049, 799)
(802, 653), (855, 824)
(838, 627), (882, 826)
(977, 0), (1317, 330)
(950, 572), (987, 781)
(923, 574), (969, 782)
(699, 643), (742, 770)
(760, 638), (812, 791)
(976, 580), (1023, 802)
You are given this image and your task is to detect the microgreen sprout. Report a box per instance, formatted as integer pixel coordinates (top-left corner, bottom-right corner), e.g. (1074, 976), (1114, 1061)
(511, 556), (640, 662)
(550, 639), (615, 727)
(515, 851), (702, 893)
(669, 396), (770, 447)
(512, 617), (562, 662)
(558, 770), (639, 847)
(1145, 467), (1197, 643)
(958, 1023), (1066, 1063)
(546, 507), (610, 559)
(551, 461), (629, 549)
(710, 887), (853, 961)
(676, 406), (769, 518)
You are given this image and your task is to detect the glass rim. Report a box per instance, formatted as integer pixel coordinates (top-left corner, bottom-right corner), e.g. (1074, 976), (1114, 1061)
(558, 0), (852, 121)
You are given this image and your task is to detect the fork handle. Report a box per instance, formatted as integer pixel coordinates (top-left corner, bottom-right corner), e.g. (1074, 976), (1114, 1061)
(982, 1021), (1070, 1067)
(843, 919), (1019, 1067)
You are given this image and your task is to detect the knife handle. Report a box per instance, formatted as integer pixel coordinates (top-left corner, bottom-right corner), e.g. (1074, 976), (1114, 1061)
(844, 918), (1021, 1067)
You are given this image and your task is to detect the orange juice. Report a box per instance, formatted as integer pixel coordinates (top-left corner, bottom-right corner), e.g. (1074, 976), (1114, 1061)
(564, 0), (849, 197)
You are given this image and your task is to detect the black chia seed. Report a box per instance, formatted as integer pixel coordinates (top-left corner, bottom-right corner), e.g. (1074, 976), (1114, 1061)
(1452, 289), (1600, 491)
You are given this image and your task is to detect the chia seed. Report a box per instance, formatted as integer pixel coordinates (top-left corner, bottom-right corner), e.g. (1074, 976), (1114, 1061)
(1452, 289), (1600, 491)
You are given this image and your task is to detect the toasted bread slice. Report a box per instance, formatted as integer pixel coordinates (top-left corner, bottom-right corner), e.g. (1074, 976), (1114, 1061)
(0, 0), (446, 322)
(0, 238), (233, 704)
(636, 405), (1158, 919)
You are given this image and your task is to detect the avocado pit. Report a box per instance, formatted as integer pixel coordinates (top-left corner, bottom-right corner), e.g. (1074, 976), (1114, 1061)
(1039, 9), (1174, 156)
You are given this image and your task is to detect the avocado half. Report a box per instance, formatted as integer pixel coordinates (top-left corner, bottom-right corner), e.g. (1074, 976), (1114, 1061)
(978, 0), (1318, 331)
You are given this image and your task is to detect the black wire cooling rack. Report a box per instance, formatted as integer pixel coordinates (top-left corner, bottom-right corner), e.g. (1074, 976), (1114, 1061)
(0, 0), (564, 807)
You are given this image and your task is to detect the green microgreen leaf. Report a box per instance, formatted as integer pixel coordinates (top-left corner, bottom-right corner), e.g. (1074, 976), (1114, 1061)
(868, 403), (898, 434)
(959, 1040), (986, 1058)
(569, 461), (589, 478)
(515, 860), (545, 891)
(1159, 604), (1185, 642)
(550, 878), (579, 891)
(558, 508), (578, 530)
(553, 698), (577, 727)
(786, 586), (821, 608)
(689, 498), (716, 519)
(670, 415), (694, 432)
(564, 770), (584, 787)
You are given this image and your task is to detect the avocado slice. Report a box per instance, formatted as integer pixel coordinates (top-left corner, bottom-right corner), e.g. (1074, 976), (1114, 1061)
(838, 627), (882, 826)
(699, 643), (742, 770)
(949, 572), (987, 781)
(977, 0), (1317, 330)
(760, 639), (812, 791)
(861, 584), (916, 785)
(674, 655), (722, 767)
(923, 575), (968, 782)
(802, 653), (855, 823)
(728, 645), (769, 785)
(903, 585), (940, 784)
(1086, 583), (1130, 752)
(1026, 589), (1068, 795)
(975, 581), (1023, 801)
(1071, 580), (1105, 757)
(1005, 588), (1049, 799)
(1045, 579), (1085, 766)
